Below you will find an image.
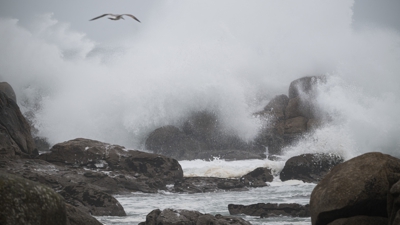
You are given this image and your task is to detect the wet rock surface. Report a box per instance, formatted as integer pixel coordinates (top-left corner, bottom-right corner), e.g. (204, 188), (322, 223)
(310, 152), (400, 225)
(0, 172), (67, 225)
(65, 203), (103, 225)
(228, 203), (310, 218)
(139, 208), (252, 225)
(60, 184), (126, 216)
(280, 153), (344, 183)
(173, 177), (248, 193)
(326, 216), (388, 225)
(240, 167), (273, 187)
(37, 138), (183, 193)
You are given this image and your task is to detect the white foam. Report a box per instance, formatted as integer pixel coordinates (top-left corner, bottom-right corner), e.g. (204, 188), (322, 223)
(180, 158), (285, 178)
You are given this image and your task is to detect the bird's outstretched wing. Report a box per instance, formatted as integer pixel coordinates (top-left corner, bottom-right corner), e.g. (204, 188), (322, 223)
(123, 14), (141, 23)
(89, 14), (115, 21)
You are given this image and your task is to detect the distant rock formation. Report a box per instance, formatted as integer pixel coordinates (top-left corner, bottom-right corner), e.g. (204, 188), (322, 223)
(145, 111), (260, 160)
(145, 75), (328, 159)
(253, 75), (327, 155)
(139, 208), (252, 225)
(310, 152), (400, 225)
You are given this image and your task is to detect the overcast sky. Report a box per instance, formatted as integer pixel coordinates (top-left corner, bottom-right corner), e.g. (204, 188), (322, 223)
(0, 0), (399, 43)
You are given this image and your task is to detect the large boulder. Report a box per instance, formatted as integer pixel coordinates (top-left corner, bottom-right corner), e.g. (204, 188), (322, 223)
(228, 203), (310, 218)
(0, 90), (36, 159)
(59, 185), (126, 216)
(65, 203), (103, 225)
(0, 172), (67, 225)
(240, 167), (273, 187)
(39, 138), (183, 187)
(280, 153), (344, 183)
(310, 152), (400, 225)
(387, 178), (400, 224)
(139, 208), (252, 225)
(327, 216), (387, 225)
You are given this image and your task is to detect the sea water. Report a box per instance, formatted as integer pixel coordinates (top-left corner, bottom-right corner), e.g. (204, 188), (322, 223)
(1, 1), (400, 224)
(96, 158), (316, 225)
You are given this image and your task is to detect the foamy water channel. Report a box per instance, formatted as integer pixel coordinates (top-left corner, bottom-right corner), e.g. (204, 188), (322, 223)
(96, 158), (316, 225)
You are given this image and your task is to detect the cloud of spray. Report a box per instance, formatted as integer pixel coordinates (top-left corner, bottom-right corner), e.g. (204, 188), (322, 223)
(0, 0), (399, 158)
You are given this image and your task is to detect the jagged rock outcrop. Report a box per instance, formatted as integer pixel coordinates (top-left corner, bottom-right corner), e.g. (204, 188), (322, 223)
(0, 90), (36, 159)
(228, 203), (310, 218)
(139, 208), (252, 225)
(310, 152), (400, 225)
(280, 153), (344, 183)
(253, 76), (327, 155)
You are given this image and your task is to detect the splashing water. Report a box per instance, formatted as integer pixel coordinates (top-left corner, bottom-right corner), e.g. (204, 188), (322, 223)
(0, 0), (399, 160)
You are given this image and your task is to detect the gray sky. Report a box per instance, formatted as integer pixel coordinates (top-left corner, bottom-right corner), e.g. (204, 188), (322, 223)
(0, 0), (399, 43)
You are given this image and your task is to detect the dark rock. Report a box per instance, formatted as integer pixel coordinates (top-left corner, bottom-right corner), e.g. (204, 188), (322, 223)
(0, 172), (67, 225)
(228, 203), (310, 218)
(240, 167), (273, 187)
(0, 90), (36, 159)
(59, 185), (126, 216)
(388, 178), (400, 225)
(0, 82), (16, 102)
(174, 177), (248, 193)
(140, 208), (251, 225)
(327, 216), (388, 225)
(310, 152), (400, 225)
(39, 138), (183, 189)
(214, 214), (252, 225)
(280, 153), (343, 183)
(65, 203), (103, 225)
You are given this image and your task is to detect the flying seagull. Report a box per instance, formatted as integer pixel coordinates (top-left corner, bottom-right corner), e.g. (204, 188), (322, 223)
(89, 14), (141, 23)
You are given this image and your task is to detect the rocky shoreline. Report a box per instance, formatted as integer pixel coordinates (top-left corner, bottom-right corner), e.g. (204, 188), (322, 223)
(2, 78), (400, 225)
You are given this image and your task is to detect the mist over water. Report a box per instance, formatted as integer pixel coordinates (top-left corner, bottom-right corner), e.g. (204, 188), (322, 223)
(1, 0), (399, 159)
